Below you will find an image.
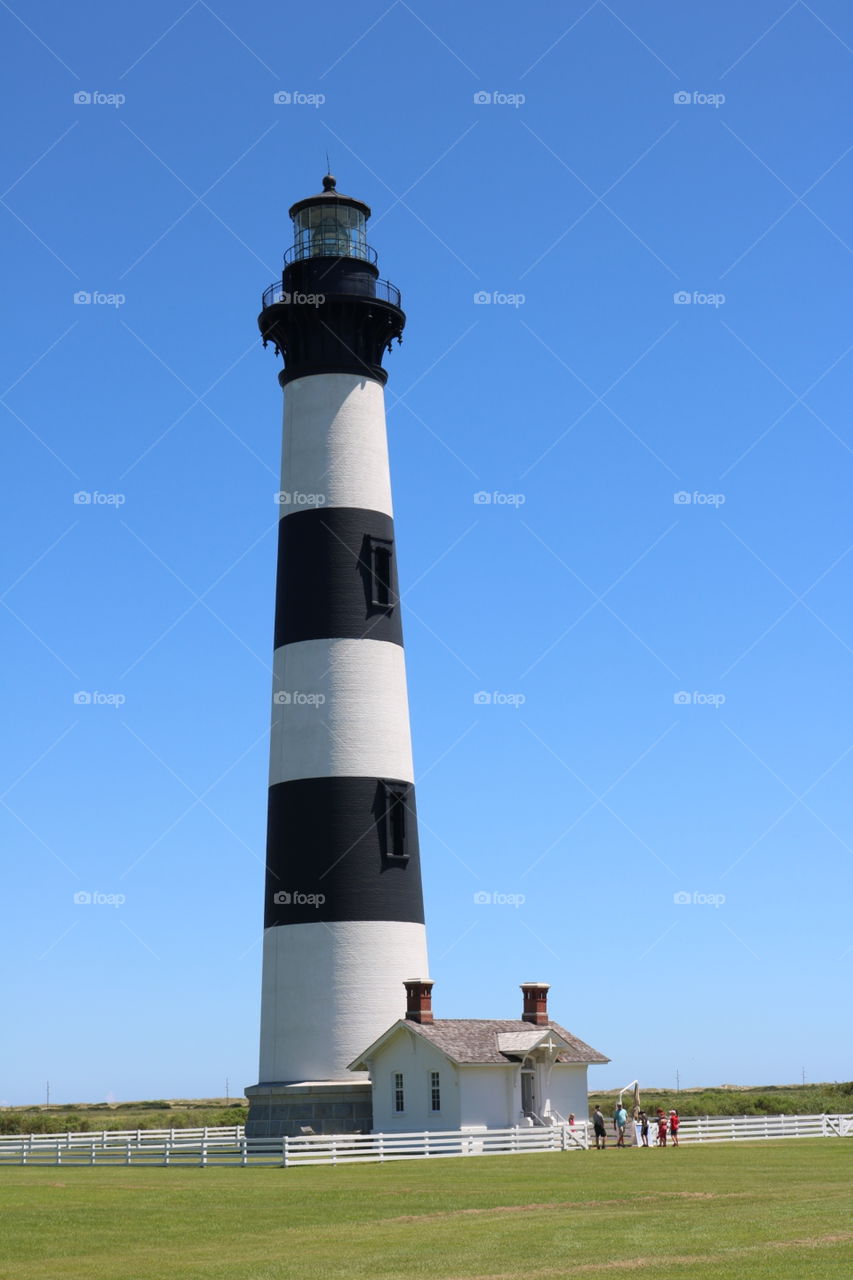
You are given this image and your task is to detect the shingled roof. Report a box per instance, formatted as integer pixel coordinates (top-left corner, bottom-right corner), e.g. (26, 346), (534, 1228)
(404, 1019), (609, 1065)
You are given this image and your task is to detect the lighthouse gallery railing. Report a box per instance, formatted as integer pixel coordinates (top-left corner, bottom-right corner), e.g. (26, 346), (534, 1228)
(261, 277), (402, 310)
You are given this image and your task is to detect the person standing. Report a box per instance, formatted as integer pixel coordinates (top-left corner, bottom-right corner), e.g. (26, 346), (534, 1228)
(592, 1106), (607, 1149)
(640, 1111), (650, 1147)
(614, 1103), (628, 1147)
(670, 1110), (680, 1146)
(656, 1110), (667, 1146)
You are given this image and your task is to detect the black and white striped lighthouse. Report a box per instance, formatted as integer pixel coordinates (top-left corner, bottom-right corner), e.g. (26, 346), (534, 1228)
(245, 176), (429, 1137)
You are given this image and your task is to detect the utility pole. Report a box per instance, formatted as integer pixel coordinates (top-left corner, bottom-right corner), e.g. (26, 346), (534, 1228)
(676, 1068), (680, 1092)
(225, 1077), (230, 1104)
(802, 1067), (806, 1086)
(45, 1081), (50, 1107)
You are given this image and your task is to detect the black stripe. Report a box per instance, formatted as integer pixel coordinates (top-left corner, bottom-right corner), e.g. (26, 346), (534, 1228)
(278, 365), (386, 388)
(274, 507), (403, 647)
(264, 776), (424, 926)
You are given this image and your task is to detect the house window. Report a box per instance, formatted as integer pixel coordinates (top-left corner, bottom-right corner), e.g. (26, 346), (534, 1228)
(382, 782), (409, 861)
(366, 537), (396, 611)
(393, 1072), (405, 1113)
(430, 1071), (441, 1112)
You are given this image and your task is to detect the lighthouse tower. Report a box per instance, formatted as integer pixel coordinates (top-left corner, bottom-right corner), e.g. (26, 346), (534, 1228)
(245, 176), (429, 1137)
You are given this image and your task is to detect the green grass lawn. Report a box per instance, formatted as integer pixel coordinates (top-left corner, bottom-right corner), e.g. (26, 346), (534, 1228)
(0, 1139), (850, 1279)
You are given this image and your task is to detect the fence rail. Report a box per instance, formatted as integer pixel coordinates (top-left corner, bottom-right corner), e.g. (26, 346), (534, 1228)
(669, 1112), (853, 1142)
(0, 1114), (849, 1168)
(0, 1125), (243, 1151)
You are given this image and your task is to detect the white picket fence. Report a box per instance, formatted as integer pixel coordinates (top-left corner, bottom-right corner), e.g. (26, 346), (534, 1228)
(0, 1114), (849, 1168)
(670, 1112), (853, 1143)
(0, 1122), (586, 1166)
(0, 1124), (243, 1150)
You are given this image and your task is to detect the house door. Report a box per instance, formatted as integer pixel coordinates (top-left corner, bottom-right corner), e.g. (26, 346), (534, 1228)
(521, 1066), (535, 1117)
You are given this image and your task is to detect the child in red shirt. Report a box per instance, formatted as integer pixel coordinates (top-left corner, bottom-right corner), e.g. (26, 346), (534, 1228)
(670, 1110), (680, 1146)
(657, 1111), (667, 1146)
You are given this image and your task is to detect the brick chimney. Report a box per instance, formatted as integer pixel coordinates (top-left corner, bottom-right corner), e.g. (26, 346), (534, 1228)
(404, 979), (434, 1025)
(520, 982), (550, 1026)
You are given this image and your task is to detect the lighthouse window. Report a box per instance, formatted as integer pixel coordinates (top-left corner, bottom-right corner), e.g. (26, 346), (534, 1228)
(393, 1072), (405, 1113)
(291, 203), (368, 262)
(367, 537), (395, 611)
(382, 781), (409, 861)
(430, 1071), (441, 1112)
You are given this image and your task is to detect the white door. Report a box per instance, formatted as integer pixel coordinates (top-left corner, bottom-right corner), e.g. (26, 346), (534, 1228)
(521, 1066), (535, 1116)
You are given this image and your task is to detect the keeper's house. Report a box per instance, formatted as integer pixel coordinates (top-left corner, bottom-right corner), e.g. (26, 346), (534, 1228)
(349, 980), (608, 1133)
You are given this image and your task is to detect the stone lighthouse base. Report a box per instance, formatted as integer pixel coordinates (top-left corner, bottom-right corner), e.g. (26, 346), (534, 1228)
(245, 1081), (372, 1138)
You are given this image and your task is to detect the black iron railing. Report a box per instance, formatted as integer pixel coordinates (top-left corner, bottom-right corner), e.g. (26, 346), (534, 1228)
(284, 242), (378, 266)
(261, 278), (402, 310)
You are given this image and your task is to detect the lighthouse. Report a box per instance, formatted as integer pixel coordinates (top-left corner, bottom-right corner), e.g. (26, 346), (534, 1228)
(245, 176), (429, 1137)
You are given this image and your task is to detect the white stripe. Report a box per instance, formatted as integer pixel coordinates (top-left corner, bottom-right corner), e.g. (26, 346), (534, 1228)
(269, 638), (414, 785)
(279, 373), (393, 518)
(258, 920), (429, 1082)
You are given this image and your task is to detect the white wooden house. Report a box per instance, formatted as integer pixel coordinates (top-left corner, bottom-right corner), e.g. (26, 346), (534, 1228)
(349, 980), (609, 1133)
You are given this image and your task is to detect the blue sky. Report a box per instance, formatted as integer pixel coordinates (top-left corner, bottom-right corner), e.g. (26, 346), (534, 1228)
(1, 0), (851, 1106)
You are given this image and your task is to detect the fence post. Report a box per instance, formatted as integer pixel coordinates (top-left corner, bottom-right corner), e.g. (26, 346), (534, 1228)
(241, 1138), (247, 1167)
(378, 1133), (384, 1163)
(282, 1137), (288, 1168)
